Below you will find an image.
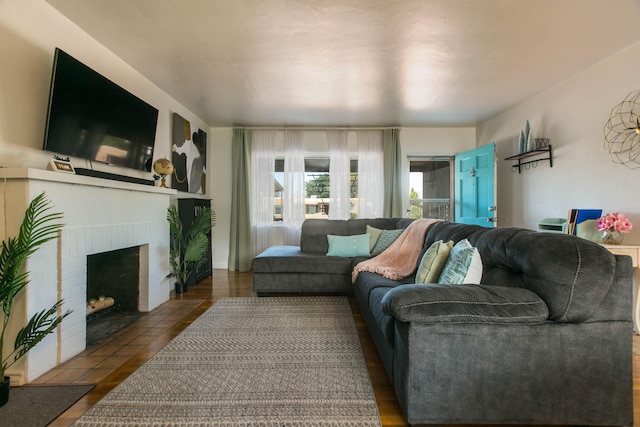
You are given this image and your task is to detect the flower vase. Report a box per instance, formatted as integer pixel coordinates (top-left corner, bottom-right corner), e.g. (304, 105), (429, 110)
(602, 230), (624, 245)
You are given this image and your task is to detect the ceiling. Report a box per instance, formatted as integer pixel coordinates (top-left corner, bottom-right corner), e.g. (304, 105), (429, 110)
(44, 0), (640, 127)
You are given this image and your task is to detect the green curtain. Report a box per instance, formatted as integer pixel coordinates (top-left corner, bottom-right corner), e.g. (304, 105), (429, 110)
(228, 129), (253, 272)
(383, 128), (403, 218)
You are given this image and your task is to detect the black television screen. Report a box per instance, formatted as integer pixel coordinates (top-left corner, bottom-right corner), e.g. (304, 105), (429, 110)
(43, 48), (158, 172)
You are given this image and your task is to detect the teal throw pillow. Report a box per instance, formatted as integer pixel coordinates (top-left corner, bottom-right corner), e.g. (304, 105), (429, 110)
(438, 239), (483, 285)
(326, 234), (371, 257)
(371, 228), (404, 256)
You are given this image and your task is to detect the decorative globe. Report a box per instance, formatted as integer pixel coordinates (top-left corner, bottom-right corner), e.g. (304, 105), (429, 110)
(153, 158), (174, 176)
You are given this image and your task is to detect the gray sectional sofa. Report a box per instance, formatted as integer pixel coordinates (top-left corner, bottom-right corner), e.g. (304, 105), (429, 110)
(252, 218), (634, 426)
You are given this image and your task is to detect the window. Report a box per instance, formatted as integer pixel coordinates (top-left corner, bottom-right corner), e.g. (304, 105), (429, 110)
(274, 158), (358, 221)
(409, 157), (453, 221)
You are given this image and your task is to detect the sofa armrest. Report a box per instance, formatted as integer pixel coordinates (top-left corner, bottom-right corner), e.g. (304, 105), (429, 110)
(381, 283), (549, 324)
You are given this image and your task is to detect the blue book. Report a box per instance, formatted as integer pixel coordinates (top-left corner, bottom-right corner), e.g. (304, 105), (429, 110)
(573, 209), (602, 235)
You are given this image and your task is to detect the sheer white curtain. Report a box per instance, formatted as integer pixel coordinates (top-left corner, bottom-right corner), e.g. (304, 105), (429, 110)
(283, 130), (305, 245)
(327, 130), (350, 220)
(357, 130), (384, 218)
(250, 130), (276, 255)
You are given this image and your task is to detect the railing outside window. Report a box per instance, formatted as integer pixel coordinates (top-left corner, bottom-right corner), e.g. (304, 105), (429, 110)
(409, 198), (451, 221)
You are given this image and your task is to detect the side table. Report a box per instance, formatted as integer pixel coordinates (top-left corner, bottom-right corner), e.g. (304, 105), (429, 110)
(602, 244), (640, 334)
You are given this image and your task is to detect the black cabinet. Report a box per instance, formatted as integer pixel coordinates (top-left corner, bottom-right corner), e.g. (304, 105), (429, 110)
(178, 198), (212, 285)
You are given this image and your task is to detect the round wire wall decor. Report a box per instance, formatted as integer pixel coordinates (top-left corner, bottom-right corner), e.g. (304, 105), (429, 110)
(603, 89), (640, 169)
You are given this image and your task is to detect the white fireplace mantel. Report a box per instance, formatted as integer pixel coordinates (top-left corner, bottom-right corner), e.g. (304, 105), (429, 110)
(0, 167), (176, 384)
(0, 167), (176, 194)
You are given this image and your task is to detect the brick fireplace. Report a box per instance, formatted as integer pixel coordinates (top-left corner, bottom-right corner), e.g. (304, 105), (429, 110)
(1, 168), (175, 384)
(58, 222), (159, 361)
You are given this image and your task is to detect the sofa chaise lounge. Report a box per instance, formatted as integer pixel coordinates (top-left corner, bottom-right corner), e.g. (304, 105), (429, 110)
(252, 217), (412, 295)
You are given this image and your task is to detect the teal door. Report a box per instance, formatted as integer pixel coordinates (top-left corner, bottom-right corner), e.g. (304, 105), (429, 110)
(454, 143), (497, 227)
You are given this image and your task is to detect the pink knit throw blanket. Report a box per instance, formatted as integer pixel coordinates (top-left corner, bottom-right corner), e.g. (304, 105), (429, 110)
(352, 218), (441, 283)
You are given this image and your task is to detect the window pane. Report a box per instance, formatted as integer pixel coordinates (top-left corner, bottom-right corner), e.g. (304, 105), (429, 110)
(274, 158), (358, 221)
(304, 159), (329, 219)
(409, 158), (453, 221)
(274, 160), (284, 221)
(409, 199), (451, 220)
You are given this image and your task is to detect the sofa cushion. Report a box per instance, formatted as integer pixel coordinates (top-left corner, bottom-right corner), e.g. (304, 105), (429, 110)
(381, 283), (549, 323)
(300, 218), (411, 254)
(327, 234), (371, 257)
(346, 218), (410, 235)
(438, 239), (483, 285)
(423, 222), (617, 322)
(369, 287), (396, 346)
(416, 240), (453, 284)
(300, 220), (350, 254)
(353, 271), (411, 346)
(253, 245), (353, 274)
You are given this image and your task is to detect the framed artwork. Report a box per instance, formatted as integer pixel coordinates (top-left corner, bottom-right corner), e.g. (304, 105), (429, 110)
(171, 113), (207, 194)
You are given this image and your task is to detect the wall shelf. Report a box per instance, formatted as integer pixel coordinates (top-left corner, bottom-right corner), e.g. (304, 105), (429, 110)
(505, 145), (553, 173)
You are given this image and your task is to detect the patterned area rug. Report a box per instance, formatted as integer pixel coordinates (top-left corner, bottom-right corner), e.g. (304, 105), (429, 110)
(72, 296), (382, 426)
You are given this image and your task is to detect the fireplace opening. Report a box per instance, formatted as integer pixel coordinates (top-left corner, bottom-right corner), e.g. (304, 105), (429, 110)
(86, 246), (143, 348)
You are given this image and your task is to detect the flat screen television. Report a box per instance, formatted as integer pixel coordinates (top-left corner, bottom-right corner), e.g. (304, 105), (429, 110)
(43, 48), (158, 172)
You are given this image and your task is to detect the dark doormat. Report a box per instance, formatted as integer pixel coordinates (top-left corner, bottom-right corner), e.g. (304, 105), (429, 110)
(0, 384), (94, 426)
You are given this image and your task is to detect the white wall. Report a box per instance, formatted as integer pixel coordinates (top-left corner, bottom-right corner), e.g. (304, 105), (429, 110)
(0, 0), (210, 185)
(0, 0), (213, 277)
(477, 41), (640, 244)
(0, 0), (216, 382)
(208, 127), (475, 268)
(209, 128), (234, 269)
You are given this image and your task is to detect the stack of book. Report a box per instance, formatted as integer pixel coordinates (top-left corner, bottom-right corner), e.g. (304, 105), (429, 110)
(566, 209), (602, 236)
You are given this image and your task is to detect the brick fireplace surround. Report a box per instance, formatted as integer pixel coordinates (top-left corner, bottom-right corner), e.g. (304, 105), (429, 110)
(0, 168), (176, 384)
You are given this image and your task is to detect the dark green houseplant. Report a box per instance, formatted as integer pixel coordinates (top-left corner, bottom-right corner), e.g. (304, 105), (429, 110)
(166, 204), (215, 293)
(0, 193), (71, 406)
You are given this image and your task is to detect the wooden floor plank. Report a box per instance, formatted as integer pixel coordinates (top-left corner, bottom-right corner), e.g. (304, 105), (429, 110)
(38, 270), (638, 426)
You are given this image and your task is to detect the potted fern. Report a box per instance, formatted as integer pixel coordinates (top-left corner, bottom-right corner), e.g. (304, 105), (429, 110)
(0, 192), (71, 406)
(166, 204), (215, 293)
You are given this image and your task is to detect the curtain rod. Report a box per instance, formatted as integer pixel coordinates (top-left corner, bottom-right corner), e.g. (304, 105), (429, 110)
(239, 126), (400, 131)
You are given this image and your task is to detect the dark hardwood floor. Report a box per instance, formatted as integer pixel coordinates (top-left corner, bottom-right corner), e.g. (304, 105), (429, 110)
(34, 270), (639, 426)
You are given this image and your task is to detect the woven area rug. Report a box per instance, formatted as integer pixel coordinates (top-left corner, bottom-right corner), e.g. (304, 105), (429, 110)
(73, 296), (382, 426)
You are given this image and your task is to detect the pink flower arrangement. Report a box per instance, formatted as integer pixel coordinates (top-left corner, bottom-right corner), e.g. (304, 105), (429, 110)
(596, 212), (633, 234)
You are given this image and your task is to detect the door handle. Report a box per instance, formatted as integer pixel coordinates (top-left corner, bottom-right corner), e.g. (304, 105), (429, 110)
(488, 206), (496, 211)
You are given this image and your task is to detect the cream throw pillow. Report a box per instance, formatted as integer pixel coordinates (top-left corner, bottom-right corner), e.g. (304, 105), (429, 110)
(438, 239), (483, 285)
(416, 240), (454, 283)
(366, 225), (383, 252)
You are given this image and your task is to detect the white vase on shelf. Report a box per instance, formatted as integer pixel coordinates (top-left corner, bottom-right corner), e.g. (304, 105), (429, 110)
(525, 120), (535, 151)
(527, 132), (535, 152)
